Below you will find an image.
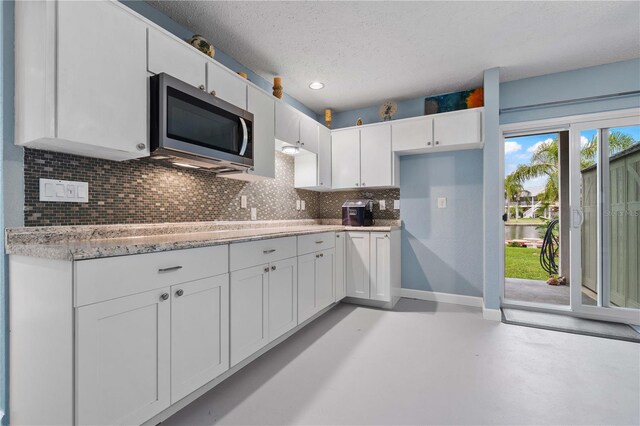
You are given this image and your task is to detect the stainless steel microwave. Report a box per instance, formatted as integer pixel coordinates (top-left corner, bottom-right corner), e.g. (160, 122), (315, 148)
(150, 73), (254, 173)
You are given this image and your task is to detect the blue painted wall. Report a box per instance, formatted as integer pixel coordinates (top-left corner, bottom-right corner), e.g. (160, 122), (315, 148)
(121, 1), (317, 119)
(400, 150), (484, 297)
(500, 59), (640, 124)
(329, 97), (426, 129)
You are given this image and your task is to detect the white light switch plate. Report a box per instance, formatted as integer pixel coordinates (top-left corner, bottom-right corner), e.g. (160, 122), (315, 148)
(240, 195), (247, 209)
(379, 200), (386, 210)
(250, 207), (257, 220)
(40, 178), (88, 203)
(301, 200), (306, 210)
(438, 197), (447, 208)
(393, 200), (400, 210)
(296, 200), (301, 210)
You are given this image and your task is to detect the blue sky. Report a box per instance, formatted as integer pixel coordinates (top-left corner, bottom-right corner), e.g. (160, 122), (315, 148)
(505, 125), (640, 194)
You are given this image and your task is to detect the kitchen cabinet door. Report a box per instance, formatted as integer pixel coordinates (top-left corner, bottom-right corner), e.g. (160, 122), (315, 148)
(346, 232), (371, 299)
(316, 249), (335, 311)
(299, 114), (319, 154)
(334, 232), (347, 301)
(318, 125), (332, 188)
(332, 129), (361, 189)
(207, 62), (248, 110)
(268, 257), (298, 342)
(57, 0), (148, 157)
(392, 116), (433, 153)
(433, 108), (483, 149)
(294, 153), (318, 188)
(171, 275), (229, 403)
(147, 27), (207, 89)
(297, 252), (317, 323)
(360, 125), (392, 188)
(275, 102), (300, 145)
(230, 264), (269, 366)
(370, 233), (391, 302)
(246, 86), (275, 179)
(76, 288), (170, 425)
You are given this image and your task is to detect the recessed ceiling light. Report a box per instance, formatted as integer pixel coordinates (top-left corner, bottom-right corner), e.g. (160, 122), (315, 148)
(281, 145), (300, 155)
(309, 81), (324, 90)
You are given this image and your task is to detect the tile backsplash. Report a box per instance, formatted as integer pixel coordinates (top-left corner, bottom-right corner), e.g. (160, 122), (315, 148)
(24, 149), (400, 227)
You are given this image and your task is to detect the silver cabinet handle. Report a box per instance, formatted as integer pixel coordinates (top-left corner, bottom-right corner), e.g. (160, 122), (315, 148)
(263, 249), (276, 254)
(158, 266), (182, 273)
(199, 84), (205, 91)
(175, 289), (184, 297)
(239, 117), (249, 156)
(210, 90), (216, 96)
(160, 293), (169, 301)
(264, 267), (269, 273)
(271, 265), (276, 271)
(315, 241), (324, 244)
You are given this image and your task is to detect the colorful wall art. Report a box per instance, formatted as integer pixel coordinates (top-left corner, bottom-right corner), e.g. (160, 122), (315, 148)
(424, 88), (484, 115)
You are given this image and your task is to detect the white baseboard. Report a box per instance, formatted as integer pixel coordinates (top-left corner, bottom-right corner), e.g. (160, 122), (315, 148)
(400, 288), (483, 308)
(482, 307), (502, 321)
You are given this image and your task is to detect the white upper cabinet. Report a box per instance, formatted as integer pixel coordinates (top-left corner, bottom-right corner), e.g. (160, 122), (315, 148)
(147, 27), (207, 89)
(331, 129), (361, 189)
(16, 0), (149, 160)
(433, 108), (483, 149)
(294, 153), (318, 188)
(225, 86), (275, 181)
(276, 102), (301, 145)
(360, 125), (393, 188)
(299, 115), (319, 154)
(392, 116), (433, 153)
(318, 126), (332, 188)
(207, 62), (248, 110)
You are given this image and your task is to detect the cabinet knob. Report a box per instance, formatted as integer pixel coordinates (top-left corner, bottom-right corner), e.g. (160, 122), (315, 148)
(385, 234), (389, 238)
(320, 253), (324, 257)
(361, 183), (366, 186)
(336, 235), (340, 238)
(199, 85), (205, 91)
(435, 140), (440, 145)
(315, 254), (319, 258)
(355, 183), (359, 186)
(427, 142), (432, 146)
(136, 143), (146, 151)
(264, 267), (269, 273)
(271, 265), (276, 271)
(175, 289), (184, 297)
(210, 90), (216, 96)
(320, 182), (323, 185)
(160, 293), (169, 301)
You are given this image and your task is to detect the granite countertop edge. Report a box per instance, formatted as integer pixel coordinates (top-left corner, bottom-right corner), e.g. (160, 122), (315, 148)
(6, 224), (400, 261)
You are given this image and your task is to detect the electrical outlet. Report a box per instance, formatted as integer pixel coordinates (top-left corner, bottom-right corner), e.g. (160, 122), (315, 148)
(438, 197), (447, 209)
(379, 200), (386, 210)
(393, 200), (400, 210)
(40, 178), (88, 203)
(250, 207), (257, 220)
(240, 195), (247, 209)
(301, 200), (306, 210)
(296, 200), (301, 210)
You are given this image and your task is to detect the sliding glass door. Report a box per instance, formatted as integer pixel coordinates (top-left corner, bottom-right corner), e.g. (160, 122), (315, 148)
(570, 117), (640, 324)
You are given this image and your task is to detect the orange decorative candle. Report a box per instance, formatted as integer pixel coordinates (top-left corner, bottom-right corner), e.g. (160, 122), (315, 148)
(324, 109), (332, 127)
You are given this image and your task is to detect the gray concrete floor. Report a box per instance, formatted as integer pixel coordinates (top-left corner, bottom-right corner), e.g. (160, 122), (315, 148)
(505, 277), (597, 306)
(164, 299), (640, 425)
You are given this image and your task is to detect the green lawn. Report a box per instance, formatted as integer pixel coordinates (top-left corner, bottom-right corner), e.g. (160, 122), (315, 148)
(505, 218), (546, 225)
(505, 246), (549, 280)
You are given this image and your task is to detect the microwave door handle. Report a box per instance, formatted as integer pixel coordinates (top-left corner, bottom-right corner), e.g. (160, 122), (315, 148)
(239, 117), (248, 156)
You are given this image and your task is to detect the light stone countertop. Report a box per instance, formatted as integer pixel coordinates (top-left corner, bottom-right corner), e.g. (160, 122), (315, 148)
(5, 220), (400, 261)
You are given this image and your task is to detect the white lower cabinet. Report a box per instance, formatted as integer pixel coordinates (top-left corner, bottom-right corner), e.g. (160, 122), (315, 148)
(76, 288), (171, 425)
(345, 231), (400, 307)
(230, 264), (269, 366)
(335, 232), (347, 301)
(346, 232), (371, 299)
(298, 249), (335, 323)
(230, 256), (298, 366)
(171, 275), (230, 403)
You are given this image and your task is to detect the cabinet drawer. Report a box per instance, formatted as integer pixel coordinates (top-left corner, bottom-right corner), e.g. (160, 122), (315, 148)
(229, 237), (296, 271)
(297, 232), (335, 256)
(75, 245), (228, 307)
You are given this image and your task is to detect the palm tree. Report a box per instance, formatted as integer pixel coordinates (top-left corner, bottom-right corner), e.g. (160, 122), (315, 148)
(507, 131), (635, 206)
(504, 174), (527, 221)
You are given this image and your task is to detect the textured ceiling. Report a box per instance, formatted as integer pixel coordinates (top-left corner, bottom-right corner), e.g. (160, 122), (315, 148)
(147, 1), (640, 113)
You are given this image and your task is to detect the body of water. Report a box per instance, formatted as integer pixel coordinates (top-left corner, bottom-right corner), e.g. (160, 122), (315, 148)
(505, 224), (541, 240)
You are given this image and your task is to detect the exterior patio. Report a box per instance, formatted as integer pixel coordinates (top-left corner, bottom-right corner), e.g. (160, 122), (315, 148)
(505, 278), (597, 306)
